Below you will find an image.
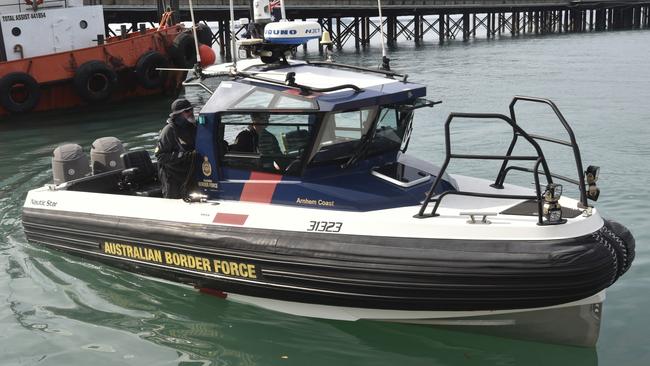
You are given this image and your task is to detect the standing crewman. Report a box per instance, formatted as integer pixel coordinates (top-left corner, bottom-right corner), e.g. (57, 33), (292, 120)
(155, 98), (197, 199)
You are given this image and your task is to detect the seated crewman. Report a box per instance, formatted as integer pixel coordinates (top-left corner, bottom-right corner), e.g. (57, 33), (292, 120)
(229, 113), (282, 155)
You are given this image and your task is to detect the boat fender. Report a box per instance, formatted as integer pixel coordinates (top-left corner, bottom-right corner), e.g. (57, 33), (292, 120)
(73, 61), (118, 103)
(135, 51), (169, 89)
(602, 219), (635, 276)
(195, 24), (213, 46)
(169, 32), (197, 69)
(0, 72), (41, 113)
(198, 44), (216, 67)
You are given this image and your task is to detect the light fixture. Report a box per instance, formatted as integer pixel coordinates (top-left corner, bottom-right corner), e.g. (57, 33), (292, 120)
(543, 183), (566, 225)
(585, 165), (600, 201)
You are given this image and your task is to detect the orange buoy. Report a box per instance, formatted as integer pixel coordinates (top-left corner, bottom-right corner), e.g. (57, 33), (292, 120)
(199, 44), (216, 67)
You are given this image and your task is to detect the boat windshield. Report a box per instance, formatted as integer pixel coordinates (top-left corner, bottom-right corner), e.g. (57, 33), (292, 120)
(220, 113), (314, 175)
(229, 86), (318, 111)
(310, 107), (409, 163)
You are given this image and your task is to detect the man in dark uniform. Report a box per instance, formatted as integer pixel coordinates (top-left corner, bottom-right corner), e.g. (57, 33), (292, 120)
(229, 113), (282, 155)
(155, 99), (197, 198)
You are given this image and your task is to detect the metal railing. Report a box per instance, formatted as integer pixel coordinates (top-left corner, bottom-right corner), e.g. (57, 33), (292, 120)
(493, 96), (588, 207)
(416, 96), (588, 225)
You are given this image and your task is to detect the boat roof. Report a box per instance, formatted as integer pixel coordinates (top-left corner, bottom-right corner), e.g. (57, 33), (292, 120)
(200, 63), (427, 114)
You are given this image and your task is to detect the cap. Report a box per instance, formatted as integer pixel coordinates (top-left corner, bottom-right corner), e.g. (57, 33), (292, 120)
(170, 98), (192, 117)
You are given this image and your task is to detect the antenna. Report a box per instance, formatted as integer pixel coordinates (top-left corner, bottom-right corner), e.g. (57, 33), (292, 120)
(377, 0), (390, 71)
(279, 0), (287, 21)
(229, 0), (238, 71)
(188, 0), (202, 66)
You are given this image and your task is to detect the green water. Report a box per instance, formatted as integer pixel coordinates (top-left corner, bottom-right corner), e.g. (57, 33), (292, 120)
(1, 30), (649, 365)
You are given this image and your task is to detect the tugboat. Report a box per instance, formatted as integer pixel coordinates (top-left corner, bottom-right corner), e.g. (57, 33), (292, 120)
(21, 15), (635, 347)
(0, 0), (213, 117)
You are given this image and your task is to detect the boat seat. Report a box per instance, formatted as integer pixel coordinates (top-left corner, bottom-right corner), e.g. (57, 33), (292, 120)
(282, 129), (310, 155)
(120, 150), (162, 197)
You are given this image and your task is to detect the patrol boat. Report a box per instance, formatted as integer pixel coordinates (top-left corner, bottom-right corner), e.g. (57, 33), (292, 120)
(22, 20), (635, 347)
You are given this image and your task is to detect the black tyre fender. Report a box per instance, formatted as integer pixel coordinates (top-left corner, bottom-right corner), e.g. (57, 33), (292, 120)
(73, 60), (118, 103)
(0, 72), (41, 113)
(196, 23), (213, 46)
(169, 32), (197, 69)
(135, 51), (169, 89)
(603, 219), (635, 276)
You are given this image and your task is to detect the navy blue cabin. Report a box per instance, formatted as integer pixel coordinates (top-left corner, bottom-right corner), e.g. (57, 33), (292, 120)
(194, 64), (455, 211)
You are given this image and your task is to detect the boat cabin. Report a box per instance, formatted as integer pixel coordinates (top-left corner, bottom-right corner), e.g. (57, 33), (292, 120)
(0, 0), (104, 62)
(194, 63), (455, 211)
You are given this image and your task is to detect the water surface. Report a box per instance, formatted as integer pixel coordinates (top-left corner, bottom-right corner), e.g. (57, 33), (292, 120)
(1, 30), (649, 365)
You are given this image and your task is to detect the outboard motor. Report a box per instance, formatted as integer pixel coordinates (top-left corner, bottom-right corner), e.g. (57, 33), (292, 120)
(52, 144), (91, 184)
(90, 137), (125, 174)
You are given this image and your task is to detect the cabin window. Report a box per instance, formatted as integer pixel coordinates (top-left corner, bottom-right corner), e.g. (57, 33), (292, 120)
(368, 108), (410, 154)
(311, 108), (377, 163)
(231, 88), (317, 111)
(11, 27), (21, 37)
(219, 113), (314, 175)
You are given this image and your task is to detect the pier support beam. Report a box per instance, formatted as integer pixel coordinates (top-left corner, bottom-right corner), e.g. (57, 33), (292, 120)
(354, 17), (360, 49)
(336, 17), (342, 49)
(487, 12), (492, 38)
(218, 20), (225, 56)
(472, 14), (477, 37)
(134, 3), (650, 54)
(463, 13), (470, 41)
(224, 21), (232, 61)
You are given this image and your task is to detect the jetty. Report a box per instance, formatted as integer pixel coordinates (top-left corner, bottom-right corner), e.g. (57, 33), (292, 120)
(87, 0), (650, 56)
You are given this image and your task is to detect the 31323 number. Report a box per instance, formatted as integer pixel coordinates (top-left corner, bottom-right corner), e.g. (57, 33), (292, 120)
(307, 221), (342, 233)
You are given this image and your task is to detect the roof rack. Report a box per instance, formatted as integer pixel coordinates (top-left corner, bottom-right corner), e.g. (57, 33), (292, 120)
(305, 61), (408, 82)
(236, 70), (363, 95)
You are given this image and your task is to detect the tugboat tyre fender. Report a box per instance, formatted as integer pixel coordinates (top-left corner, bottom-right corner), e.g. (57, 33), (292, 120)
(135, 51), (169, 89)
(0, 72), (41, 113)
(170, 32), (197, 69)
(195, 24), (213, 46)
(73, 61), (118, 103)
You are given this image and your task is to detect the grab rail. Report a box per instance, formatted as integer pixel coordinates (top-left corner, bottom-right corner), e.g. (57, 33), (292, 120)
(416, 111), (552, 225)
(493, 96), (588, 207)
(417, 97), (590, 223)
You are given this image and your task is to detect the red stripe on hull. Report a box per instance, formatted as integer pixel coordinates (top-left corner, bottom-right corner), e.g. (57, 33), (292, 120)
(213, 213), (249, 225)
(239, 172), (283, 204)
